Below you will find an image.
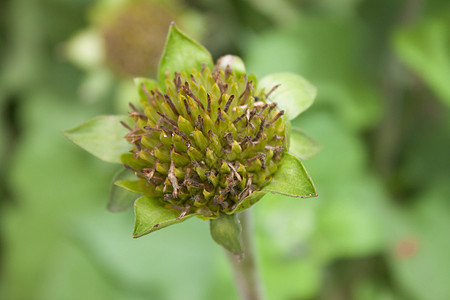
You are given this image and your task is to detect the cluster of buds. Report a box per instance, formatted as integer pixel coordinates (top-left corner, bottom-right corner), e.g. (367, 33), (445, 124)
(121, 63), (286, 218)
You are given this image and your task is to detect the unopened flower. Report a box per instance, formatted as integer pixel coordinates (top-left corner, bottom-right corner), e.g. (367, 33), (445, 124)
(65, 24), (320, 257)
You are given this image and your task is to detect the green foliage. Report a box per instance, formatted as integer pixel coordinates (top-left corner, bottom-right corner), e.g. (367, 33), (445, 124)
(263, 153), (317, 198)
(386, 181), (450, 300)
(63, 22), (319, 257)
(393, 13), (450, 106)
(108, 169), (139, 212)
(2, 0), (449, 299)
(133, 196), (195, 237)
(158, 24), (213, 87)
(210, 214), (243, 258)
(289, 127), (322, 160)
(64, 115), (131, 164)
(258, 73), (317, 120)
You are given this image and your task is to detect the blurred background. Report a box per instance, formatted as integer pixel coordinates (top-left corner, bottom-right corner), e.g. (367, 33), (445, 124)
(0, 0), (449, 299)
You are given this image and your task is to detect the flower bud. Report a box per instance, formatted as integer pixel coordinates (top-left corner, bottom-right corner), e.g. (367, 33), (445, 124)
(122, 63), (287, 218)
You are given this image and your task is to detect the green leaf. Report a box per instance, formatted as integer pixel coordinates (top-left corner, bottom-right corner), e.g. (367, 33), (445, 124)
(264, 152), (317, 198)
(215, 55), (246, 76)
(210, 214), (243, 258)
(133, 196), (195, 238)
(114, 180), (142, 193)
(114, 178), (162, 197)
(230, 153), (317, 214)
(64, 115), (131, 164)
(108, 169), (139, 212)
(258, 72), (317, 120)
(158, 23), (214, 87)
(289, 127), (322, 160)
(393, 16), (450, 106)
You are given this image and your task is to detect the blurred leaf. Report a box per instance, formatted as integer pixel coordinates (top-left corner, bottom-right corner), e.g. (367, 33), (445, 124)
(77, 69), (115, 104)
(108, 169), (139, 212)
(1, 92), (119, 300)
(133, 196), (194, 238)
(264, 153), (317, 198)
(210, 214), (243, 258)
(158, 24), (213, 87)
(387, 181), (450, 300)
(261, 256), (321, 300)
(291, 111), (367, 184)
(258, 72), (317, 120)
(253, 194), (322, 299)
(394, 15), (450, 106)
(71, 213), (227, 300)
(64, 115), (131, 164)
(289, 127), (322, 160)
(245, 18), (381, 130)
(398, 118), (450, 189)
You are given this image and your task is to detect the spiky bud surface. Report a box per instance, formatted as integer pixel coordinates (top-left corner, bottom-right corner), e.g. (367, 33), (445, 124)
(122, 65), (287, 218)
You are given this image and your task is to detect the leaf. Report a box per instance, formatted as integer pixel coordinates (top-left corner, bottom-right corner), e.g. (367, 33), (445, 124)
(230, 153), (317, 214)
(64, 115), (131, 164)
(264, 153), (317, 198)
(210, 214), (243, 259)
(289, 127), (322, 160)
(215, 55), (246, 76)
(258, 73), (317, 120)
(158, 23), (214, 87)
(393, 16), (450, 106)
(108, 169), (139, 212)
(133, 196), (195, 238)
(114, 178), (162, 197)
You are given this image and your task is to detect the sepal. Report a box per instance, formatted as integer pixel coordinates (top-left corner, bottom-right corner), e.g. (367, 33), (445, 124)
(158, 23), (213, 87)
(133, 196), (195, 238)
(258, 73), (317, 120)
(64, 115), (131, 164)
(289, 127), (322, 160)
(210, 213), (243, 259)
(108, 169), (139, 212)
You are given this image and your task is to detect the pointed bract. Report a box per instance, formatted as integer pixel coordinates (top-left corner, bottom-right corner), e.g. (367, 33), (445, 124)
(258, 73), (317, 120)
(264, 153), (317, 197)
(133, 196), (195, 238)
(210, 214), (243, 259)
(64, 115), (131, 164)
(289, 127), (322, 160)
(158, 24), (214, 87)
(108, 169), (139, 212)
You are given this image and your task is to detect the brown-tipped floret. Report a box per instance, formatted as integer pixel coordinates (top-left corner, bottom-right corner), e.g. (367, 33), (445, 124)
(122, 65), (287, 218)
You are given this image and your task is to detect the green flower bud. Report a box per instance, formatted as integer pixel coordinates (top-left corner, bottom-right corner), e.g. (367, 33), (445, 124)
(121, 62), (287, 218)
(64, 24), (318, 252)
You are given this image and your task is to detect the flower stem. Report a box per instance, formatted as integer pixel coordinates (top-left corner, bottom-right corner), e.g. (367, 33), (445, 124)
(227, 210), (264, 300)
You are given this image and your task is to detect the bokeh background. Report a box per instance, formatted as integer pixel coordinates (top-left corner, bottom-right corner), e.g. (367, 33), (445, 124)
(1, 0), (449, 299)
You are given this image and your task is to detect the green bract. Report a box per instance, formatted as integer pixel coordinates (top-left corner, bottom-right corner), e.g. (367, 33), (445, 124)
(65, 24), (319, 256)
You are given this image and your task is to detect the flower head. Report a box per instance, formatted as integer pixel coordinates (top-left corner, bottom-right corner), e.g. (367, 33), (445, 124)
(122, 61), (287, 219)
(65, 24), (319, 256)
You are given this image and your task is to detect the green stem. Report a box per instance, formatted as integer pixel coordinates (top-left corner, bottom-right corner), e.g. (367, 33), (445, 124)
(227, 210), (264, 300)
